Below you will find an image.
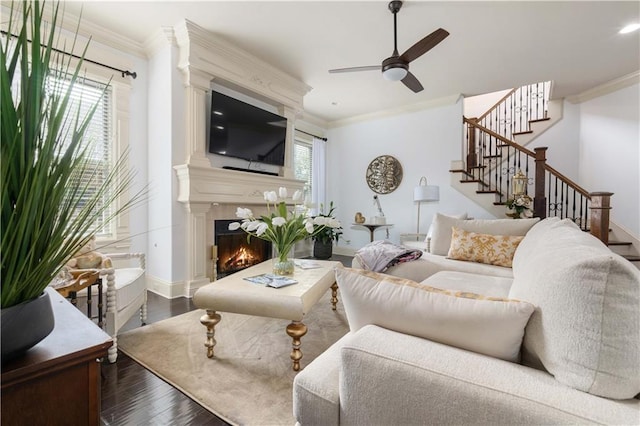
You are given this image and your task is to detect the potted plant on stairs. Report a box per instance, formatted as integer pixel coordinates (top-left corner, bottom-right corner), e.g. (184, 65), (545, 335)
(1, 1), (143, 361)
(310, 202), (343, 260)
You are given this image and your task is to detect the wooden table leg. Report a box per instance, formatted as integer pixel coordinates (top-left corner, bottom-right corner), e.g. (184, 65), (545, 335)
(331, 283), (339, 311)
(286, 321), (308, 372)
(200, 310), (221, 358)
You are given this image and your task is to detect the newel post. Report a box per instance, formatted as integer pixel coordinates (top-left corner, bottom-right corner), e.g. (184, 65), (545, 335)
(533, 147), (547, 219)
(466, 118), (478, 171)
(589, 192), (613, 245)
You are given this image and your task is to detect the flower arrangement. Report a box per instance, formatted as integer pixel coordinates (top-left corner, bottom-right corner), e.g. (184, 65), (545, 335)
(506, 194), (534, 219)
(311, 202), (343, 244)
(229, 187), (339, 274)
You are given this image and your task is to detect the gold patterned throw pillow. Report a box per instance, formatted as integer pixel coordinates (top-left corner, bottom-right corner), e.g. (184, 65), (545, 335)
(447, 227), (524, 267)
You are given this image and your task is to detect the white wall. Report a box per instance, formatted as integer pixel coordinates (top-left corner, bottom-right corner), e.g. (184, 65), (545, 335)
(327, 100), (497, 252)
(529, 100), (581, 182)
(463, 89), (512, 119)
(146, 43), (177, 285)
(578, 83), (639, 236)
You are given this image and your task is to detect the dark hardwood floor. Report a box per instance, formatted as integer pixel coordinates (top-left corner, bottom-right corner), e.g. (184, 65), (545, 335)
(97, 255), (352, 425)
(99, 292), (229, 426)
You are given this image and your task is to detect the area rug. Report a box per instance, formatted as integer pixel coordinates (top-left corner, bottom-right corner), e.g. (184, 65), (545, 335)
(117, 292), (349, 425)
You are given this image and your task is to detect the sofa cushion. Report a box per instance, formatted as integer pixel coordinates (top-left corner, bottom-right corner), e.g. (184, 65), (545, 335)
(447, 227), (524, 267)
(335, 266), (534, 362)
(509, 219), (640, 399)
(421, 270), (512, 298)
(429, 213), (539, 255)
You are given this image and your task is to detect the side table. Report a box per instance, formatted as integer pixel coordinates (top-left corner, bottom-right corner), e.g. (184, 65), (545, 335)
(54, 269), (104, 328)
(353, 223), (393, 242)
(1, 288), (112, 426)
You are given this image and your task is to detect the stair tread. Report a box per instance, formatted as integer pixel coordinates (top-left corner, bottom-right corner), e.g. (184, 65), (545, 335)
(476, 190), (500, 194)
(513, 130), (534, 136)
(483, 154), (502, 159)
(460, 179), (490, 187)
(449, 169), (473, 177)
(608, 240), (633, 246)
(622, 254), (640, 262)
(530, 117), (551, 123)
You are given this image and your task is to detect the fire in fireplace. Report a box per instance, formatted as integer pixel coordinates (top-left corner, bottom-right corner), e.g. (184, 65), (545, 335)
(215, 219), (272, 278)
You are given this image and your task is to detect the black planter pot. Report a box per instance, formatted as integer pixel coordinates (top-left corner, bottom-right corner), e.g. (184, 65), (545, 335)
(1, 290), (55, 363)
(313, 240), (333, 260)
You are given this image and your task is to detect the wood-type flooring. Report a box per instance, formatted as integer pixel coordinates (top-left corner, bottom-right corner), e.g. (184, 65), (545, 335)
(97, 254), (352, 425)
(99, 292), (229, 425)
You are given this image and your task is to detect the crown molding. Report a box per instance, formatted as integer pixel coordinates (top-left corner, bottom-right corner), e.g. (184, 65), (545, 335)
(174, 19), (311, 111)
(567, 71), (640, 104)
(144, 27), (176, 58)
(328, 94), (462, 128)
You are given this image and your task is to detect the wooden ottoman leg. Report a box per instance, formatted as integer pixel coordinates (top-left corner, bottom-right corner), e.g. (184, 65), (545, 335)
(286, 321), (308, 372)
(200, 310), (221, 358)
(331, 283), (339, 311)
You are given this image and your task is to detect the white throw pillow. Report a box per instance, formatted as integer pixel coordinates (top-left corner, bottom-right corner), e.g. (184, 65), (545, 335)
(424, 212), (468, 243)
(336, 266), (534, 362)
(509, 220), (640, 399)
(429, 213), (539, 255)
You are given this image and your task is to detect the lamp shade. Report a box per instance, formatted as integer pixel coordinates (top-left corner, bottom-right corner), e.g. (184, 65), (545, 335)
(414, 185), (439, 202)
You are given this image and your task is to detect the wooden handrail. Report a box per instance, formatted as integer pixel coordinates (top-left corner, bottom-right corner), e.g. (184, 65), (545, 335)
(543, 163), (591, 198)
(464, 117), (535, 157)
(477, 88), (517, 122)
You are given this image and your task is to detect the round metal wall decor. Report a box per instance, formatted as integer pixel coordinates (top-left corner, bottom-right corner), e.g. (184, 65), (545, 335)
(366, 155), (403, 194)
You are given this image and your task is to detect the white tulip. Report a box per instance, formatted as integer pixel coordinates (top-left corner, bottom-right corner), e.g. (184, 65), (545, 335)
(256, 222), (268, 236)
(235, 207), (253, 219)
(292, 190), (302, 201)
(266, 191), (278, 203)
(314, 216), (328, 225)
(278, 187), (288, 199)
(228, 222), (241, 231)
(272, 216), (286, 227)
(246, 221), (261, 232)
(328, 218), (341, 228)
(305, 221), (315, 233)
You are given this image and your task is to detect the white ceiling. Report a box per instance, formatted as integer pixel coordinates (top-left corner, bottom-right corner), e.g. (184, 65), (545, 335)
(58, 1), (639, 124)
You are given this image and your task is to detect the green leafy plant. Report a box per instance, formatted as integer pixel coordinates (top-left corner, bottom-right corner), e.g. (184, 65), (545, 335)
(1, 1), (144, 308)
(311, 201), (343, 244)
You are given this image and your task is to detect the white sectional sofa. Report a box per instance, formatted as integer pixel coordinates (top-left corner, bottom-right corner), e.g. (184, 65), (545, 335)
(293, 217), (640, 425)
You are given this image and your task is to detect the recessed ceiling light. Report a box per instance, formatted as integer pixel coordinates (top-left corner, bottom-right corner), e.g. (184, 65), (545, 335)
(215, 125), (224, 130)
(331, 102), (338, 106)
(619, 23), (640, 34)
(213, 110), (223, 116)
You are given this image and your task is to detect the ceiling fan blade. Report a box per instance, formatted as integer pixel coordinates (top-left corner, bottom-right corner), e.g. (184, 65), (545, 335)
(399, 28), (449, 63)
(329, 65), (381, 74)
(401, 71), (424, 93)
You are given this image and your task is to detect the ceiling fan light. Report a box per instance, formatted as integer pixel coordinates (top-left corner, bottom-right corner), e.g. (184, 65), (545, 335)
(383, 67), (408, 81)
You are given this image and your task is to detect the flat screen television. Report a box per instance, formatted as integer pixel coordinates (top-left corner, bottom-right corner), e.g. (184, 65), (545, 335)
(208, 90), (287, 166)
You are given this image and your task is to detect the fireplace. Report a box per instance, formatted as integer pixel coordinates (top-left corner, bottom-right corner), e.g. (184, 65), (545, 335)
(215, 219), (272, 278)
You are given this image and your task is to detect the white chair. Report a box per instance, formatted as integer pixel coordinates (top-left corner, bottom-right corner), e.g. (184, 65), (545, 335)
(98, 252), (147, 363)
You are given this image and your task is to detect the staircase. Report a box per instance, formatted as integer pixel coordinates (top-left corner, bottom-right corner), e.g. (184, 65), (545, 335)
(451, 81), (639, 265)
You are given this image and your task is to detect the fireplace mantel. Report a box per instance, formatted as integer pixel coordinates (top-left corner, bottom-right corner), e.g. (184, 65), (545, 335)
(171, 19), (311, 297)
(174, 164), (305, 205)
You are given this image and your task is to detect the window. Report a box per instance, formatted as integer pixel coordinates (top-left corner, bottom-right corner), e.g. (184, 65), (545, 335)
(293, 139), (312, 201)
(10, 61), (116, 238)
(52, 76), (114, 238)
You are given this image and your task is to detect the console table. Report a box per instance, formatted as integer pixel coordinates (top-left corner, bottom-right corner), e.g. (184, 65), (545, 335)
(1, 288), (112, 426)
(353, 223), (393, 242)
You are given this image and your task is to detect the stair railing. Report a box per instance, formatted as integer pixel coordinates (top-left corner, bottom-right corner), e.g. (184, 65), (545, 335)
(475, 81), (551, 140)
(463, 118), (612, 243)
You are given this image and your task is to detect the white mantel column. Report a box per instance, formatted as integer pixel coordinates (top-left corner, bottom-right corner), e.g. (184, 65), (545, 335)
(183, 69), (211, 168)
(184, 202), (212, 296)
(280, 106), (297, 179)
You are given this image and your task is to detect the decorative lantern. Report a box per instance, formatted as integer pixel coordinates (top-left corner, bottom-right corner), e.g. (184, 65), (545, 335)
(512, 169), (528, 196)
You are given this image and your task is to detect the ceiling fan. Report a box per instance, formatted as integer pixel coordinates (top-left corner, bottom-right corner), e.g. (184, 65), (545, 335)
(329, 0), (449, 93)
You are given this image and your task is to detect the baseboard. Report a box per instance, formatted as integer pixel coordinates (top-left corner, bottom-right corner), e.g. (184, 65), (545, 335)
(146, 275), (187, 299)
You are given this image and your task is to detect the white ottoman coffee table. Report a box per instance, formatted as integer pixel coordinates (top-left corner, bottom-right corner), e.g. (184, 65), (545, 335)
(193, 259), (342, 371)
